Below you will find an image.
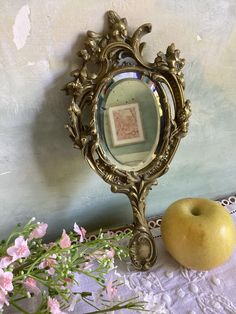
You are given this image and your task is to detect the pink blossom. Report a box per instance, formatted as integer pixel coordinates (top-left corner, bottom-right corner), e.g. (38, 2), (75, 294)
(106, 230), (115, 238)
(105, 248), (115, 259)
(0, 269), (13, 293)
(7, 236), (30, 261)
(92, 248), (115, 260)
(29, 223), (48, 240)
(39, 255), (57, 275)
(92, 250), (104, 260)
(23, 277), (40, 296)
(67, 295), (79, 312)
(73, 223), (86, 242)
(0, 256), (12, 269)
(106, 277), (117, 300)
(48, 267), (56, 275)
(64, 277), (73, 284)
(59, 229), (71, 249)
(47, 296), (66, 314)
(81, 262), (93, 270)
(43, 242), (55, 251)
(0, 289), (9, 309)
(80, 256), (94, 271)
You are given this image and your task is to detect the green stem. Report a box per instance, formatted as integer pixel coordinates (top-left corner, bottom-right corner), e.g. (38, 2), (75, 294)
(5, 231), (20, 247)
(84, 297), (146, 314)
(82, 296), (100, 311)
(78, 270), (104, 287)
(82, 297), (148, 314)
(86, 304), (146, 314)
(29, 274), (50, 286)
(11, 296), (28, 302)
(5, 219), (36, 247)
(25, 252), (51, 275)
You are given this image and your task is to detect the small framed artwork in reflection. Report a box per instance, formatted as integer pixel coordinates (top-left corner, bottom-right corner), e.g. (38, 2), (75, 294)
(108, 102), (145, 147)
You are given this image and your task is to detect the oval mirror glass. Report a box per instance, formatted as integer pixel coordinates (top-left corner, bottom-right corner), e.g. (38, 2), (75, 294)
(97, 71), (162, 171)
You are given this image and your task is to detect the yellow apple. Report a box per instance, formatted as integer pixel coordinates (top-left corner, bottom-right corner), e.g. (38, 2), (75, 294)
(161, 198), (236, 270)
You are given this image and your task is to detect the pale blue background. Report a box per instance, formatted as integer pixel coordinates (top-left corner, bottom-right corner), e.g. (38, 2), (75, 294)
(0, 0), (235, 240)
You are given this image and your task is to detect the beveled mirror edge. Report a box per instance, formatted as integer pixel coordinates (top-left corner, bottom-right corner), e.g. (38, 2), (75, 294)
(96, 69), (163, 172)
(63, 10), (191, 270)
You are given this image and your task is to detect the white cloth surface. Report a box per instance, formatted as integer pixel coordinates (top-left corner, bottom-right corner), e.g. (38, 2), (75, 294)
(73, 199), (236, 314)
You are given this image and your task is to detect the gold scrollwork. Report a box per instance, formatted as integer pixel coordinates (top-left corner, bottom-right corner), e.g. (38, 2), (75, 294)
(64, 11), (191, 270)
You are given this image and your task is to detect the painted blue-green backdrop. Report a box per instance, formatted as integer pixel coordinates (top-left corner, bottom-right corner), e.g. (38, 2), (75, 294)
(0, 0), (235, 239)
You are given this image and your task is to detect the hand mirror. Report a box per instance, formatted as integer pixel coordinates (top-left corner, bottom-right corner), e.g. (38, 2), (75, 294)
(64, 11), (191, 270)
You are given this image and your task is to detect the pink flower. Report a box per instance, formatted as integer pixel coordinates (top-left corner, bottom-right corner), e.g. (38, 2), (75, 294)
(105, 248), (115, 259)
(80, 256), (94, 270)
(106, 277), (117, 300)
(47, 296), (66, 314)
(81, 262), (93, 271)
(92, 248), (115, 260)
(73, 223), (86, 242)
(0, 269), (13, 293)
(29, 223), (48, 240)
(59, 229), (71, 249)
(23, 277), (40, 296)
(0, 256), (12, 269)
(43, 242), (55, 250)
(67, 295), (79, 312)
(0, 289), (9, 309)
(63, 278), (73, 289)
(92, 250), (104, 260)
(47, 267), (55, 275)
(106, 230), (114, 237)
(39, 255), (57, 275)
(7, 236), (30, 261)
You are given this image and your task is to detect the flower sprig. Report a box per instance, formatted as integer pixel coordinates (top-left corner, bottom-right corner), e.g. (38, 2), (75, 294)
(0, 219), (145, 313)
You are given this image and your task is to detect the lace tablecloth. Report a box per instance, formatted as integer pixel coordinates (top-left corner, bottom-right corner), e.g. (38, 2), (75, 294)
(76, 196), (236, 314)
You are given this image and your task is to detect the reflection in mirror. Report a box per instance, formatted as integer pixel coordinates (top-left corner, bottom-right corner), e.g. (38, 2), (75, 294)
(97, 72), (161, 171)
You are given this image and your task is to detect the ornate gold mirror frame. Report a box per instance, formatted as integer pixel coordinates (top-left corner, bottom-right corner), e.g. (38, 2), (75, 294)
(64, 11), (191, 270)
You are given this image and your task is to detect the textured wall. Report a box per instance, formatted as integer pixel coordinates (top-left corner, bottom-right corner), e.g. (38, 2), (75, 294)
(0, 0), (236, 239)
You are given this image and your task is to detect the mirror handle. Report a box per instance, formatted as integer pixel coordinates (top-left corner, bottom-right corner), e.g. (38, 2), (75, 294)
(129, 224), (157, 270)
(127, 187), (158, 270)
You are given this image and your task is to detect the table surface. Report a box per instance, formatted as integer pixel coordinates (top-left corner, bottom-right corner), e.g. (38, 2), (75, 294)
(75, 196), (236, 314)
